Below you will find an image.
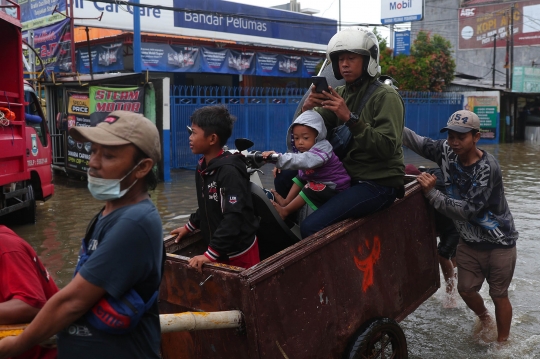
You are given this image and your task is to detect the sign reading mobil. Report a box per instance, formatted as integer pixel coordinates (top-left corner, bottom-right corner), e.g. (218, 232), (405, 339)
(381, 0), (424, 24)
(73, 0), (336, 51)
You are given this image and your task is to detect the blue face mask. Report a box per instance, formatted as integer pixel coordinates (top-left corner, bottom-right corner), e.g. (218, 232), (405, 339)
(87, 162), (141, 201)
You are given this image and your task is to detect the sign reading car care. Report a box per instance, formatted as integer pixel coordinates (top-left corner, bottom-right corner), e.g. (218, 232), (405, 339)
(459, 1), (540, 50)
(66, 92), (91, 173)
(72, 0), (335, 51)
(89, 86), (145, 126)
(381, 0), (424, 24)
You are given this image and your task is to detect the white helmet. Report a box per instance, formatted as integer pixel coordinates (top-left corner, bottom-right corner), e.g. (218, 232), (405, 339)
(326, 27), (381, 80)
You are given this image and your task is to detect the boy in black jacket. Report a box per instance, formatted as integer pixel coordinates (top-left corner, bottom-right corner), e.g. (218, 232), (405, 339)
(171, 105), (260, 272)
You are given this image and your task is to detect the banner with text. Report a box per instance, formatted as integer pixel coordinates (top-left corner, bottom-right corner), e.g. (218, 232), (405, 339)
(256, 53), (302, 77)
(72, 0), (335, 51)
(459, 1), (540, 50)
(302, 56), (324, 77)
(141, 43), (200, 72)
(89, 86), (145, 126)
(139, 42), (319, 77)
(224, 49), (256, 75)
(463, 91), (500, 142)
(19, 0), (67, 30)
(77, 42), (124, 74)
(66, 91), (91, 173)
(513, 66), (540, 92)
(394, 31), (411, 56)
(23, 19), (71, 73)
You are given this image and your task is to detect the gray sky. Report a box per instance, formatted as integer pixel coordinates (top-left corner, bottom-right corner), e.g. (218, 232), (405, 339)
(226, 0), (413, 43)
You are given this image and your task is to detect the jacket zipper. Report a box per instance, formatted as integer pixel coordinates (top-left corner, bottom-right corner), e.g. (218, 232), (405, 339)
(201, 171), (212, 240)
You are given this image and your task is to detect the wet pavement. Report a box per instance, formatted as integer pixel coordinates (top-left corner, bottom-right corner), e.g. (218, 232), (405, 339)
(7, 142), (540, 358)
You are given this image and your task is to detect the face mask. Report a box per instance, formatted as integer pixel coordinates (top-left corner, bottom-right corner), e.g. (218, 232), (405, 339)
(87, 162), (141, 201)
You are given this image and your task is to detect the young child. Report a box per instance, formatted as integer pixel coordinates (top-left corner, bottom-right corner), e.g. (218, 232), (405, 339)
(171, 105), (260, 272)
(262, 110), (350, 221)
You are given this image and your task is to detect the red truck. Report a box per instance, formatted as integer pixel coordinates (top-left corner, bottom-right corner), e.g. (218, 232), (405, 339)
(0, 1), (54, 224)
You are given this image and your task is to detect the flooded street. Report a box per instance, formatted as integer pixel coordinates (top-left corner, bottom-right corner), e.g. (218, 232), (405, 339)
(8, 141), (540, 358)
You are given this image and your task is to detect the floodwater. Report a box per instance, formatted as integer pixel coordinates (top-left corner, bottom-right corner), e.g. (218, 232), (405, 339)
(8, 142), (540, 358)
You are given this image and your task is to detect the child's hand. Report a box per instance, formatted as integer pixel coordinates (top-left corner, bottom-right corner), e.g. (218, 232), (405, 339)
(188, 255), (211, 273)
(171, 226), (189, 243)
(272, 167), (281, 178)
(271, 189), (287, 206)
(261, 151), (276, 159)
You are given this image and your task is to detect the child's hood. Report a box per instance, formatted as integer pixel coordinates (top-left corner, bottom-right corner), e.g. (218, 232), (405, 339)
(286, 110), (327, 152)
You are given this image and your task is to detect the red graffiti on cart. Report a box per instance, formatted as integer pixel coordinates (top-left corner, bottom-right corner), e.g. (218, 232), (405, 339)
(353, 236), (381, 292)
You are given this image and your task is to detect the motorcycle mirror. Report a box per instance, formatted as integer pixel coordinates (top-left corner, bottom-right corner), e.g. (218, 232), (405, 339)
(186, 126), (193, 135)
(235, 138), (254, 152)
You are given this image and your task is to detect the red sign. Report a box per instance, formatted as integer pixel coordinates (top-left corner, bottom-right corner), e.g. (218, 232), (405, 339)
(458, 0), (540, 50)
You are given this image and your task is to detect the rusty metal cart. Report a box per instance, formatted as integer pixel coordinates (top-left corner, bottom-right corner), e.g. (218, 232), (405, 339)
(159, 178), (439, 359)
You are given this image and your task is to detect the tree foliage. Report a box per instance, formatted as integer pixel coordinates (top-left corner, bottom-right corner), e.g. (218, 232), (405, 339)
(377, 30), (456, 92)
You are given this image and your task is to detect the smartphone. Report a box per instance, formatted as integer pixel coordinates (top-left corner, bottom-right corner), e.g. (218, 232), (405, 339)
(311, 76), (330, 93)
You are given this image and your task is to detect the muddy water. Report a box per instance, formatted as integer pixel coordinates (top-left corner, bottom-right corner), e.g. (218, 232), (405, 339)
(8, 142), (540, 357)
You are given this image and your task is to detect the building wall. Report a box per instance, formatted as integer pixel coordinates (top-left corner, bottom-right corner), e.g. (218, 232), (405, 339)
(411, 0), (540, 88)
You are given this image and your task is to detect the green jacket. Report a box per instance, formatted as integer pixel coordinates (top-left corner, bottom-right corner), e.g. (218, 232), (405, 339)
(316, 76), (405, 188)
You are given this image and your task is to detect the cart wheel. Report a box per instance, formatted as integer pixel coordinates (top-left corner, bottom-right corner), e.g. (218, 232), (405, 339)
(344, 318), (408, 359)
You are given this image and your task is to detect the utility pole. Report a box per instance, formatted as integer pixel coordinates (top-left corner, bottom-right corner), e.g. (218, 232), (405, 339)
(84, 26), (94, 80)
(510, 3), (515, 90)
(133, 0), (142, 73)
(505, 9), (510, 89)
(28, 30), (35, 78)
(69, 0), (75, 73)
(339, 0), (341, 31)
(390, 24), (394, 58)
(492, 34), (496, 88)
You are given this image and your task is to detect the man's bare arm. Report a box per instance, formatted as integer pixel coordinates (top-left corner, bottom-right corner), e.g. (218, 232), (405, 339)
(0, 274), (106, 358)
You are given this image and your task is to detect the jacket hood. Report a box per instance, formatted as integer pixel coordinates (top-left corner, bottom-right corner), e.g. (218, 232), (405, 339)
(287, 110), (327, 153)
(202, 151), (249, 178)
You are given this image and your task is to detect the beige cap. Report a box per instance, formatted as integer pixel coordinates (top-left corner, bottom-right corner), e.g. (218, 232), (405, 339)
(69, 111), (161, 163)
(440, 110), (480, 133)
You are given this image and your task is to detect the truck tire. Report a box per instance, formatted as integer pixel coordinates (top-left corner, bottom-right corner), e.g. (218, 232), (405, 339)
(22, 184), (36, 224)
(344, 318), (408, 359)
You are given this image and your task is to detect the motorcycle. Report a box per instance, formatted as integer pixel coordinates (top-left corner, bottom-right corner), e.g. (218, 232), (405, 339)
(232, 138), (301, 260)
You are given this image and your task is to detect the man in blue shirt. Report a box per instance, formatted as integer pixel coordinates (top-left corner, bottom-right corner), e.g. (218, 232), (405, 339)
(0, 111), (164, 359)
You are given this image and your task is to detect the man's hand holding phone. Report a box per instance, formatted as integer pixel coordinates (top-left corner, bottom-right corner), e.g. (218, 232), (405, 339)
(301, 76), (349, 121)
(311, 76), (330, 93)
(302, 76), (333, 113)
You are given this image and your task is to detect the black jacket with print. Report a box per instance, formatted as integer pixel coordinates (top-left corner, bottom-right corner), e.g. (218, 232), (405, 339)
(186, 151), (259, 261)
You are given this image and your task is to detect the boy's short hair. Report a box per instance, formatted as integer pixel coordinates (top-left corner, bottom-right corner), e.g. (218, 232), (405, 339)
(190, 105), (236, 147)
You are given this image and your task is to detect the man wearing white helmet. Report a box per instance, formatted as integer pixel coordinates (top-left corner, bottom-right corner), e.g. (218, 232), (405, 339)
(299, 27), (405, 238)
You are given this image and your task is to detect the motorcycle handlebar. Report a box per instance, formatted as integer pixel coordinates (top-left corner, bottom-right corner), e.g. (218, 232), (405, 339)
(244, 151), (279, 168)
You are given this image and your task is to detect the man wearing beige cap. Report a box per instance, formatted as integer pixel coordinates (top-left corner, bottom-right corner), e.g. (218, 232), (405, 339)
(0, 111), (164, 359)
(402, 110), (518, 343)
